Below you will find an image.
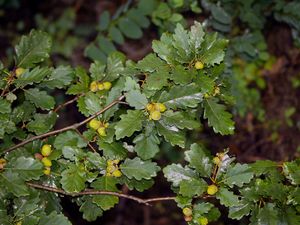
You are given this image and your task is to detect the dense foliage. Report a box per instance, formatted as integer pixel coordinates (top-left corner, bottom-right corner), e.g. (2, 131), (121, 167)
(0, 0), (300, 224)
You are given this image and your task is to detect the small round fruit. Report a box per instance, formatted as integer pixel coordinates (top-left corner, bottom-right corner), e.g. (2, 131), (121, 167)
(0, 158), (7, 170)
(198, 217), (208, 225)
(183, 207), (193, 217)
(41, 157), (52, 167)
(15, 67), (25, 77)
(97, 127), (107, 136)
(106, 165), (115, 173)
(90, 81), (98, 92)
(213, 87), (220, 96)
(113, 159), (120, 164)
(184, 216), (193, 222)
(104, 122), (109, 128)
(146, 103), (154, 112)
(107, 160), (114, 166)
(43, 167), (51, 175)
(97, 82), (105, 90)
(155, 103), (167, 112)
(16, 221), (22, 225)
(34, 153), (43, 160)
(41, 144), (52, 157)
(112, 169), (122, 177)
(89, 118), (101, 130)
(103, 81), (112, 90)
(204, 93), (210, 98)
(149, 111), (161, 121)
(195, 61), (204, 70)
(213, 157), (221, 165)
(207, 184), (218, 195)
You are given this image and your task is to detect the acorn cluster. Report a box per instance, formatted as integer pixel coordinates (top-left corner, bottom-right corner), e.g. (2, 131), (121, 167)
(146, 102), (167, 121)
(182, 207), (209, 225)
(106, 159), (122, 177)
(35, 144), (53, 175)
(89, 81), (112, 92)
(0, 158), (7, 171)
(89, 118), (109, 137)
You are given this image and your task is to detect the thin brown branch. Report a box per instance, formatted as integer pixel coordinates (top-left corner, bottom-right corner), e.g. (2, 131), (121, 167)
(26, 182), (178, 207)
(2, 95), (125, 155)
(26, 182), (150, 206)
(53, 94), (84, 113)
(74, 128), (97, 152)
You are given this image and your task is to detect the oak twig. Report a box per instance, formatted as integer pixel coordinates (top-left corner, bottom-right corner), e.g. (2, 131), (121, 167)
(26, 182), (177, 207)
(2, 95), (125, 155)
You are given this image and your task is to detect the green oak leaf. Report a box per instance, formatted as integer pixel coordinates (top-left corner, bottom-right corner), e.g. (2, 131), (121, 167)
(184, 143), (212, 177)
(120, 157), (160, 180)
(133, 133), (160, 160)
(159, 84), (203, 109)
(223, 163), (254, 187)
(115, 110), (144, 140)
(0, 171), (29, 197)
(163, 164), (197, 187)
(216, 187), (239, 207)
(60, 164), (86, 193)
(228, 200), (252, 220)
(7, 156), (43, 181)
(156, 121), (186, 148)
(41, 66), (74, 89)
(125, 90), (148, 109)
(79, 198), (103, 222)
(98, 141), (127, 159)
(203, 97), (234, 135)
(163, 111), (200, 130)
(15, 30), (51, 68)
(24, 88), (55, 110)
(26, 112), (57, 135)
(38, 212), (71, 225)
(179, 178), (207, 197)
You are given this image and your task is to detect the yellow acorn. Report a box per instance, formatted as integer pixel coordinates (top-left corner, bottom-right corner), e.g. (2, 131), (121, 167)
(146, 103), (155, 112)
(207, 184), (218, 195)
(90, 81), (98, 92)
(41, 157), (52, 167)
(97, 82), (105, 90)
(213, 157), (221, 165)
(198, 217), (208, 225)
(103, 81), (112, 90)
(15, 67), (25, 77)
(43, 167), (51, 175)
(112, 169), (122, 177)
(0, 158), (7, 170)
(106, 165), (115, 173)
(89, 118), (101, 130)
(149, 111), (161, 121)
(154, 103), (167, 112)
(184, 216), (193, 222)
(213, 87), (220, 96)
(97, 127), (107, 136)
(107, 160), (114, 166)
(41, 144), (52, 157)
(182, 207), (193, 217)
(16, 221), (22, 225)
(112, 159), (120, 164)
(104, 122), (109, 128)
(195, 61), (204, 70)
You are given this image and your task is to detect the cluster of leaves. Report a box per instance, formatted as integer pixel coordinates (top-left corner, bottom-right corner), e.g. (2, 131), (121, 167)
(200, 0), (300, 120)
(164, 144), (300, 224)
(0, 22), (238, 224)
(85, 0), (201, 61)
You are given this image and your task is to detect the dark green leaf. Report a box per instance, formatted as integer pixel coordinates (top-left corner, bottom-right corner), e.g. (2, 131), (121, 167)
(184, 143), (212, 177)
(120, 157), (160, 180)
(60, 164), (86, 193)
(179, 178), (207, 197)
(15, 30), (51, 68)
(26, 112), (57, 135)
(203, 98), (234, 135)
(115, 110), (144, 140)
(223, 163), (254, 187)
(24, 88), (55, 110)
(216, 187), (239, 207)
(133, 133), (160, 160)
(163, 164), (197, 187)
(118, 18), (143, 39)
(38, 212), (71, 225)
(125, 90), (148, 109)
